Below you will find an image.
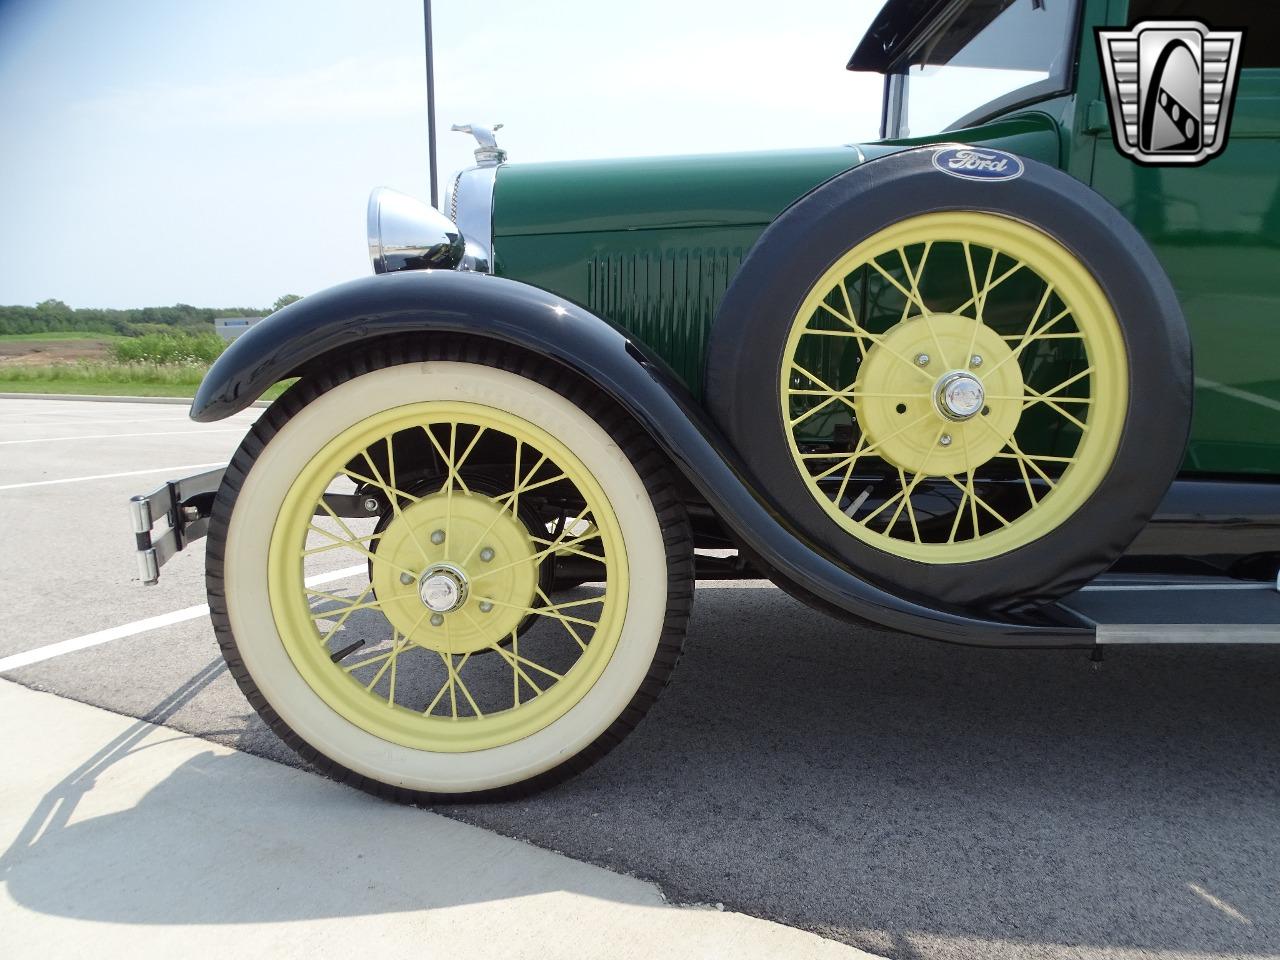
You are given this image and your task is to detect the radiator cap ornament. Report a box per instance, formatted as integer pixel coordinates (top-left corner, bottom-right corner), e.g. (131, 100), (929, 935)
(451, 123), (507, 166)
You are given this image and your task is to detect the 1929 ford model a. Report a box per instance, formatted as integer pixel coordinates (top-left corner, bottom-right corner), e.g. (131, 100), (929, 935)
(128, 0), (1280, 800)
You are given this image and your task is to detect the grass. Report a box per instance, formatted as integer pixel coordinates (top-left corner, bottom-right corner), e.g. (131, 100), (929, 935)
(0, 379), (209, 398)
(0, 331), (124, 342)
(0, 329), (285, 401)
(1, 360), (207, 386)
(0, 361), (291, 400)
(112, 331), (225, 364)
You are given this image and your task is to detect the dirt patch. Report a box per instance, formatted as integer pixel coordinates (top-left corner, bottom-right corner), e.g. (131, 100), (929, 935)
(0, 339), (114, 365)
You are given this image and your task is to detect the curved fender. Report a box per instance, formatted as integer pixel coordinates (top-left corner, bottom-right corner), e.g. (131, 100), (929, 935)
(193, 270), (1092, 647)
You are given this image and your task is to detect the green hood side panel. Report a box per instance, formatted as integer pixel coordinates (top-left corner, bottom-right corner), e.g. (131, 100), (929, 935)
(495, 225), (766, 393)
(491, 115), (1062, 394)
(493, 148), (864, 237)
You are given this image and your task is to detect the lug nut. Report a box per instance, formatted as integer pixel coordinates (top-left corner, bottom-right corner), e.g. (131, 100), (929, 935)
(430, 529), (446, 545)
(479, 547), (495, 563)
(399, 572), (414, 585)
(479, 600), (494, 613)
(969, 355), (983, 369)
(430, 613), (444, 627)
(940, 434), (953, 447)
(915, 353), (930, 366)
(362, 496), (380, 513)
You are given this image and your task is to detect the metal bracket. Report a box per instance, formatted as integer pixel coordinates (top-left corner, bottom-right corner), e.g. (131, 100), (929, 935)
(128, 467), (224, 585)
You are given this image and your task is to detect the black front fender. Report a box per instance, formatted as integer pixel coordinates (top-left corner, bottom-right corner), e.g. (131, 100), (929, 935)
(192, 270), (1092, 647)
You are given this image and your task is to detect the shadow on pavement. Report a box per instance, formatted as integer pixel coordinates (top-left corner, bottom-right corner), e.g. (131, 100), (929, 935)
(0, 658), (661, 926)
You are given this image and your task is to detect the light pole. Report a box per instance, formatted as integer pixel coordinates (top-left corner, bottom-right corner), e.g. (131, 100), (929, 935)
(423, 0), (439, 208)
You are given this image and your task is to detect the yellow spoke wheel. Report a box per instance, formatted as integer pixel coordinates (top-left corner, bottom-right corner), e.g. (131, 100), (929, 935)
(708, 145), (1191, 607)
(269, 403), (627, 753)
(780, 212), (1128, 564)
(211, 355), (689, 800)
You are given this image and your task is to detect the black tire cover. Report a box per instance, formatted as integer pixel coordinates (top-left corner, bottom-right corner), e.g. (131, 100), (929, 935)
(705, 145), (1192, 608)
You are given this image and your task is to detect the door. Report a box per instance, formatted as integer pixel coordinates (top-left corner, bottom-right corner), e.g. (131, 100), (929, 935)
(1089, 1), (1280, 474)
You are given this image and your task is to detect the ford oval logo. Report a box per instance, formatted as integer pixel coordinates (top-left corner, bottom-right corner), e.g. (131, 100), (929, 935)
(931, 147), (1025, 182)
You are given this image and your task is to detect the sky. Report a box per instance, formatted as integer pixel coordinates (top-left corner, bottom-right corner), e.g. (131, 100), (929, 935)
(0, 0), (887, 309)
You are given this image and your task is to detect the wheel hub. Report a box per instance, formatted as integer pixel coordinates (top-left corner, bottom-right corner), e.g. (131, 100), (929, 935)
(853, 313), (1024, 476)
(935, 371), (985, 421)
(418, 563), (468, 612)
(371, 490), (539, 654)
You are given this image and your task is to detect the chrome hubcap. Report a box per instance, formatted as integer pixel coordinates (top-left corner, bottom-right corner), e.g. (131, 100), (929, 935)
(418, 563), (469, 613)
(935, 371), (985, 422)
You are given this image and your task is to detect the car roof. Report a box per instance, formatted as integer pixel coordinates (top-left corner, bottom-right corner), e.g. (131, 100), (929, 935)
(847, 0), (1016, 73)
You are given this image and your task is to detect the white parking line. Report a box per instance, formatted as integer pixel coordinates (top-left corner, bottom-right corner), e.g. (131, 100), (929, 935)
(0, 462), (227, 491)
(0, 605), (213, 673)
(0, 565), (367, 673)
(0, 429), (242, 446)
(0, 417), (194, 428)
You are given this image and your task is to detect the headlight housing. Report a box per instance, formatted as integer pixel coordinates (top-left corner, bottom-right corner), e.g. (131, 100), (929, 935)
(366, 187), (465, 274)
(446, 165), (498, 274)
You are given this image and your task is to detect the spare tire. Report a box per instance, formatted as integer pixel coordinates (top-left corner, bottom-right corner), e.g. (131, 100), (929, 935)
(705, 145), (1191, 609)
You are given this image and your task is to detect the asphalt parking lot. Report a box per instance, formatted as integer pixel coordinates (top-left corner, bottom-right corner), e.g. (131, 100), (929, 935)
(2, 395), (1278, 960)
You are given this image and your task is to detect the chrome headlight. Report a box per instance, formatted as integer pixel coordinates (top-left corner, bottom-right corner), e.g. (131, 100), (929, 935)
(366, 187), (465, 274)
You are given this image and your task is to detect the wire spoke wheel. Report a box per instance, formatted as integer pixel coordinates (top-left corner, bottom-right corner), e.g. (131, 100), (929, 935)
(270, 403), (627, 752)
(710, 148), (1189, 606)
(209, 350), (692, 800)
(781, 212), (1128, 564)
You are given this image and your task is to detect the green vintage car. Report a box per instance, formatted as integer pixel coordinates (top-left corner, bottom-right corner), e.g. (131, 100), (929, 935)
(129, 0), (1280, 800)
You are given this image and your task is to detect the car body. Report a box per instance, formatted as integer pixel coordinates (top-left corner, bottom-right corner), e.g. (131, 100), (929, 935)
(129, 0), (1280, 800)
(476, 0), (1279, 474)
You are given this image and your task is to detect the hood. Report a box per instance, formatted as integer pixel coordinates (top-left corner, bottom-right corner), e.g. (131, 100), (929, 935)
(492, 146), (883, 237)
(490, 115), (1060, 239)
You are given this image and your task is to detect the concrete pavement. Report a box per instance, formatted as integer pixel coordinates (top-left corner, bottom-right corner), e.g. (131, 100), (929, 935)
(0, 680), (877, 959)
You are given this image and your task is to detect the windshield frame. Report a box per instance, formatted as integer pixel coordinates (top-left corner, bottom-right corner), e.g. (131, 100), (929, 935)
(879, 0), (1082, 138)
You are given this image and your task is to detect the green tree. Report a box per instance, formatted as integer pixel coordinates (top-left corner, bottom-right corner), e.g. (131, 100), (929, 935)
(272, 294), (302, 312)
(0, 300), (274, 336)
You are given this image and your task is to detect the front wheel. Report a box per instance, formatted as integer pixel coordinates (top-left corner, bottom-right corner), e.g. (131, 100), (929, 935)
(206, 343), (693, 802)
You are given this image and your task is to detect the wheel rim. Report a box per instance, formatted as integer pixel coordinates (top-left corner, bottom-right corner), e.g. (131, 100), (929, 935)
(267, 401), (628, 752)
(780, 211), (1128, 564)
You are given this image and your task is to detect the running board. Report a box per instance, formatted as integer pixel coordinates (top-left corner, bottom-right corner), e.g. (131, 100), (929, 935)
(1059, 574), (1280, 644)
